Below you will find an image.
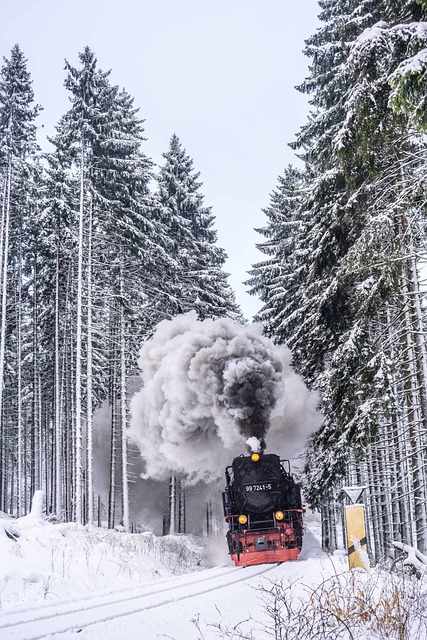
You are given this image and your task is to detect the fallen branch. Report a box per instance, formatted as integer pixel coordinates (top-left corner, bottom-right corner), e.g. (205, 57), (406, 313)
(392, 541), (427, 575)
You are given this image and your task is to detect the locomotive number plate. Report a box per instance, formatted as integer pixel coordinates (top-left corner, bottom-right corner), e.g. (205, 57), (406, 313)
(245, 483), (272, 492)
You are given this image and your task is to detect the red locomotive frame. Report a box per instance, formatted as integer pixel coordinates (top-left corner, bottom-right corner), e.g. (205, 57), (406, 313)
(225, 509), (304, 566)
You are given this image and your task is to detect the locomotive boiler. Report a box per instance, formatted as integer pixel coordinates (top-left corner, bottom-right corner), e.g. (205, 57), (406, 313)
(222, 452), (304, 567)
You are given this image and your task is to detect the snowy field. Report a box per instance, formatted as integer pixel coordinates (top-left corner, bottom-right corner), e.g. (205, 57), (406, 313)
(1, 504), (427, 640)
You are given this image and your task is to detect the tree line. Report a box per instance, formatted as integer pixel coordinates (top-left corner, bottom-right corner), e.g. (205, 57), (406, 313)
(249, 0), (427, 557)
(0, 45), (240, 528)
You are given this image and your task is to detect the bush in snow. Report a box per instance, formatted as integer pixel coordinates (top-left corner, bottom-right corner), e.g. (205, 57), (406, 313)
(0, 517), (208, 611)
(204, 567), (427, 640)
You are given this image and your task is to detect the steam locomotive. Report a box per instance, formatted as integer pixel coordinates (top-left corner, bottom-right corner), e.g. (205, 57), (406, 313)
(222, 452), (304, 567)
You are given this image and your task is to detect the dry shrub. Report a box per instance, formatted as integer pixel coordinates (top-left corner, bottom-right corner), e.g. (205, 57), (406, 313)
(202, 566), (427, 640)
(302, 570), (412, 639)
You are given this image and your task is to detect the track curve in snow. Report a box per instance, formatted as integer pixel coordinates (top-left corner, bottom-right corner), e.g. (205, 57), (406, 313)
(0, 563), (278, 640)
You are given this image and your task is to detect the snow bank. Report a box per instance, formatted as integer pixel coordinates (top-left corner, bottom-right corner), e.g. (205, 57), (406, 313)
(0, 512), (207, 613)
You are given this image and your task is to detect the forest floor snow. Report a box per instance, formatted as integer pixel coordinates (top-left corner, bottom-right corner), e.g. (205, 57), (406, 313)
(1, 510), (427, 639)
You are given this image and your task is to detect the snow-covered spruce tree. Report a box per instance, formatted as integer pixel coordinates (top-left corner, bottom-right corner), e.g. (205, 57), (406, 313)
(153, 134), (241, 323)
(92, 86), (161, 531)
(47, 47), (160, 527)
(310, 1), (427, 555)
(251, 0), (427, 555)
(153, 135), (241, 534)
(37, 134), (78, 521)
(60, 46), (118, 525)
(19, 159), (65, 518)
(332, 2), (427, 557)
(255, 1), (394, 512)
(247, 165), (307, 343)
(388, 2), (427, 132)
(331, 1), (427, 556)
(0, 45), (41, 515)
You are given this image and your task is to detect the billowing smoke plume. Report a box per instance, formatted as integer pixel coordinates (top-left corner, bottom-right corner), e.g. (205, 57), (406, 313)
(130, 312), (321, 484)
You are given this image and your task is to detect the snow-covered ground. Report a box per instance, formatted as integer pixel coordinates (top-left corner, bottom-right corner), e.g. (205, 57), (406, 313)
(1, 506), (426, 640)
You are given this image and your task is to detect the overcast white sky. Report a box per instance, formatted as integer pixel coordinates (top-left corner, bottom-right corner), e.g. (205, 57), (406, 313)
(1, 0), (320, 320)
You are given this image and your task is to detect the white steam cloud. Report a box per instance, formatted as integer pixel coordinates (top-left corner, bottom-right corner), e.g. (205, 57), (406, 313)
(130, 312), (321, 484)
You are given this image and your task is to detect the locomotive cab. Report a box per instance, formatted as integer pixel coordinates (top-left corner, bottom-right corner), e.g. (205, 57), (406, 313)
(222, 453), (304, 567)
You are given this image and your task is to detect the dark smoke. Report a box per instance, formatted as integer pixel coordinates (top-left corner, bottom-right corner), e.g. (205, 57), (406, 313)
(222, 366), (283, 451)
(130, 312), (320, 484)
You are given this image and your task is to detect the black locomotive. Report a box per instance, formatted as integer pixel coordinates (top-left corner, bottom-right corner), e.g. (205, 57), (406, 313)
(222, 452), (304, 566)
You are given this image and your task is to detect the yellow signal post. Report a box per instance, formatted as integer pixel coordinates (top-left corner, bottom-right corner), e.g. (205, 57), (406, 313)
(342, 486), (369, 570)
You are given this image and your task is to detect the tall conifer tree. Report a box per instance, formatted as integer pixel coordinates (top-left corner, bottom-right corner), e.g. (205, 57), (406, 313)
(0, 45), (41, 514)
(153, 134), (241, 322)
(250, 0), (427, 554)
(247, 165), (306, 343)
(47, 47), (160, 526)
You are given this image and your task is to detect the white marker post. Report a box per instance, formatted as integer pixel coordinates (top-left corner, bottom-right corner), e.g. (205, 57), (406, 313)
(342, 486), (368, 570)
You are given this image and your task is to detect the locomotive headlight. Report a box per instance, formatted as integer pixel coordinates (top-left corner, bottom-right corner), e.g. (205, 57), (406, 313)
(238, 514), (248, 525)
(275, 511), (284, 521)
(251, 453), (260, 462)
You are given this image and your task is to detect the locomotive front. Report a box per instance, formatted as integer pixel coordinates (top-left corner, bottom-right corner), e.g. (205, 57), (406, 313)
(222, 452), (304, 567)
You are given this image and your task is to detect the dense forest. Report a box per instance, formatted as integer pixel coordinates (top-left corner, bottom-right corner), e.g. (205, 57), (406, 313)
(2, 0), (427, 562)
(248, 0), (427, 558)
(0, 44), (240, 529)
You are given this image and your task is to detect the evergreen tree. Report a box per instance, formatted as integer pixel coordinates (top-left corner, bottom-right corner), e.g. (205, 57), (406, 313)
(153, 134), (241, 322)
(251, 0), (427, 554)
(247, 165), (306, 343)
(0, 45), (41, 514)
(38, 133), (78, 519)
(46, 47), (160, 526)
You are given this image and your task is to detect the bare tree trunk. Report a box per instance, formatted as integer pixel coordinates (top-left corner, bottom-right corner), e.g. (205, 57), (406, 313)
(0, 163), (11, 513)
(54, 247), (62, 518)
(74, 145), (85, 525)
(169, 474), (177, 535)
(178, 479), (186, 534)
(385, 303), (413, 545)
(119, 264), (129, 532)
(64, 265), (75, 521)
(16, 230), (23, 516)
(108, 330), (118, 529)
(86, 200), (93, 526)
(321, 497), (338, 552)
(399, 248), (427, 550)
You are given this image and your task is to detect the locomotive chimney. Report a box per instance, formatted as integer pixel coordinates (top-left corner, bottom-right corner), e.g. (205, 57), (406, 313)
(246, 436), (266, 455)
